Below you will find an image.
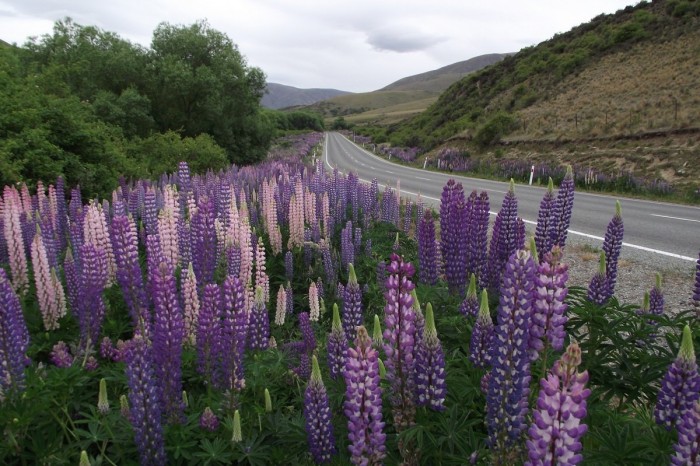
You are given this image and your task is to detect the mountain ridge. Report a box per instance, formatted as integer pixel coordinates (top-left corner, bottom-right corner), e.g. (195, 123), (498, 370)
(261, 83), (351, 109)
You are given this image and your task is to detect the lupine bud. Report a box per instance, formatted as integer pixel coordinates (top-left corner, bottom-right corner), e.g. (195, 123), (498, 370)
(411, 289), (425, 342)
(327, 304), (348, 380)
(525, 342), (590, 466)
(98, 378), (109, 415)
(79, 450), (90, 466)
(232, 409), (242, 443)
(469, 290), (493, 369)
(372, 314), (383, 349)
(459, 274), (479, 318)
(265, 388), (272, 413)
(655, 325), (700, 430)
(414, 303), (447, 411)
(200, 407), (219, 432)
(304, 355), (337, 463)
(378, 358), (386, 379)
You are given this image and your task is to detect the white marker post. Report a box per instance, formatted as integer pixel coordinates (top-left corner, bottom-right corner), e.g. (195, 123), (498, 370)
(423, 157), (428, 169)
(529, 165), (535, 185)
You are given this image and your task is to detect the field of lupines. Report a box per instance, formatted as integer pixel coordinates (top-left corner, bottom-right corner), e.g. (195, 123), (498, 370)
(2, 131), (700, 465)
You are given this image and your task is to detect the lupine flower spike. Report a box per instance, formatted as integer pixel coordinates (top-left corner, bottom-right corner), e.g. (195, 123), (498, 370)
(415, 303), (447, 411)
(655, 325), (700, 430)
(525, 341), (590, 466)
(98, 378), (109, 415)
(304, 355), (337, 464)
(200, 407), (219, 431)
(326, 304), (348, 380)
(265, 388), (272, 413)
(459, 274), (480, 318)
(372, 314), (383, 349)
(587, 252), (610, 306)
(469, 290), (493, 369)
(232, 409), (242, 443)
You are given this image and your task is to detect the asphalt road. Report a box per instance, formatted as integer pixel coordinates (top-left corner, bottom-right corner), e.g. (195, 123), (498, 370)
(323, 131), (700, 264)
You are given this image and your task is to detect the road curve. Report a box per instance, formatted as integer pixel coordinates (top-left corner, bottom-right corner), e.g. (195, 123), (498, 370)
(323, 131), (700, 265)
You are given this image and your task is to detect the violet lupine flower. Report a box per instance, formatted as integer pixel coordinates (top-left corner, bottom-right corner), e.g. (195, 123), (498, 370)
(285, 250), (294, 282)
(304, 355), (337, 464)
(469, 290), (493, 369)
(341, 221), (354, 271)
(459, 274), (480, 318)
(487, 180), (520, 291)
(411, 289), (425, 342)
(414, 303), (447, 412)
(112, 213), (150, 337)
(525, 342), (590, 466)
(125, 336), (167, 466)
(299, 311), (317, 352)
(694, 252), (700, 306)
(0, 269), (30, 399)
(50, 341), (73, 368)
(529, 245), (569, 361)
(549, 166), (575, 249)
(327, 304), (348, 380)
(343, 326), (386, 465)
(655, 325), (700, 430)
(197, 283), (221, 385)
(220, 275), (247, 392)
(417, 210), (438, 286)
(602, 201), (624, 297)
(342, 264), (363, 341)
(486, 249), (535, 452)
(588, 252), (611, 306)
(467, 191), (490, 288)
(77, 244), (108, 349)
(191, 198), (217, 285)
(382, 253), (417, 431)
(286, 281), (295, 316)
(440, 180), (467, 294)
(200, 407), (219, 431)
(248, 286), (270, 350)
(649, 272), (664, 318)
(151, 261), (185, 423)
(672, 401), (700, 465)
(534, 178), (556, 256)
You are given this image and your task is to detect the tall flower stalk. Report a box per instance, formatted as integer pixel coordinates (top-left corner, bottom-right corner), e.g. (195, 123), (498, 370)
(327, 304), (348, 380)
(469, 290), (493, 369)
(304, 355), (336, 464)
(414, 303), (447, 411)
(0, 269), (30, 402)
(342, 264), (363, 341)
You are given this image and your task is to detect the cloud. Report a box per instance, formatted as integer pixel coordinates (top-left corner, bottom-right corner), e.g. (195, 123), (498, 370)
(366, 26), (446, 53)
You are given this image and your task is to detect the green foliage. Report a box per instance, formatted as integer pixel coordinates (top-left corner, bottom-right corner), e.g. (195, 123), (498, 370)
(473, 112), (517, 147)
(266, 109), (325, 132)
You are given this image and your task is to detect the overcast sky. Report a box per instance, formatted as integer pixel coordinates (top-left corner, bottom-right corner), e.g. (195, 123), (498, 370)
(0, 0), (638, 93)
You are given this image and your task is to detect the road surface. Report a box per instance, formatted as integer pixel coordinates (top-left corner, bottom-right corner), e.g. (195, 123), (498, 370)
(323, 131), (700, 264)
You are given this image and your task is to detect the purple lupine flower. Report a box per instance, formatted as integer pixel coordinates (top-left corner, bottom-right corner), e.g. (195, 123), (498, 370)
(549, 166), (575, 249)
(487, 180), (520, 291)
(469, 290), (493, 369)
(111, 214), (150, 337)
(248, 286), (270, 350)
(417, 210), (438, 286)
(285, 250), (294, 282)
(100, 337), (116, 360)
(299, 311), (316, 352)
(191, 198), (217, 285)
(220, 275), (247, 392)
(151, 261), (185, 423)
(529, 245), (569, 361)
(304, 355), (337, 464)
(327, 304), (348, 380)
(125, 336), (167, 466)
(440, 180), (467, 294)
(411, 289), (425, 342)
(414, 303), (447, 412)
(143, 188), (158, 237)
(588, 252), (611, 306)
(649, 272), (664, 319)
(0, 269), (30, 398)
(286, 281), (294, 316)
(602, 201), (624, 297)
(525, 342), (590, 466)
(486, 249), (535, 453)
(342, 264), (363, 341)
(655, 325), (700, 430)
(197, 283), (221, 385)
(459, 274), (480, 318)
(341, 221), (354, 271)
(50, 340), (74, 368)
(200, 407), (219, 432)
(295, 352), (312, 380)
(672, 400), (700, 465)
(467, 191), (490, 288)
(77, 243), (108, 350)
(403, 200), (413, 235)
(382, 253), (417, 430)
(343, 326), (386, 465)
(534, 178), (556, 256)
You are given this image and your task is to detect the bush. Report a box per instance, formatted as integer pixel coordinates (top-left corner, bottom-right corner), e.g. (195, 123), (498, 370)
(473, 112), (517, 147)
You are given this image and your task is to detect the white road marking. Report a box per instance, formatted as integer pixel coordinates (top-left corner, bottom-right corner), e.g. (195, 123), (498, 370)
(416, 177), (431, 181)
(650, 214), (700, 224)
(324, 133), (696, 263)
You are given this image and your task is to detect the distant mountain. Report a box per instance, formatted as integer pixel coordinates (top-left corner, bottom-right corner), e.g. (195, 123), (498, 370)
(380, 53), (511, 92)
(306, 53), (508, 124)
(262, 83), (352, 109)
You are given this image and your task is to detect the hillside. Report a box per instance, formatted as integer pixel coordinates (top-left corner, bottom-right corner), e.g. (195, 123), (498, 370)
(380, 53), (510, 92)
(261, 82), (351, 109)
(307, 53), (506, 123)
(382, 0), (700, 187)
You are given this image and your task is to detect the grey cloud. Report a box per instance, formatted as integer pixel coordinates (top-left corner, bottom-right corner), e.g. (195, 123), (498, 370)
(366, 28), (446, 53)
